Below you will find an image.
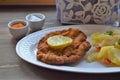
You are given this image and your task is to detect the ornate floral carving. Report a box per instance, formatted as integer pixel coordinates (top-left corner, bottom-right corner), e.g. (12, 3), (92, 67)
(56, 0), (119, 24)
(92, 3), (111, 23)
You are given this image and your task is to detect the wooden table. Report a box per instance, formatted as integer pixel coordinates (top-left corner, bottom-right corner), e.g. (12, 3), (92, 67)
(0, 6), (120, 80)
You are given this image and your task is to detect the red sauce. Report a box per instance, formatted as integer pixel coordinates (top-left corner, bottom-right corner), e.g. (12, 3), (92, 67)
(11, 23), (25, 28)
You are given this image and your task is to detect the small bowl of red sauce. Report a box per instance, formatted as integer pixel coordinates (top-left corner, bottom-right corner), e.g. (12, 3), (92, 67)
(8, 19), (29, 39)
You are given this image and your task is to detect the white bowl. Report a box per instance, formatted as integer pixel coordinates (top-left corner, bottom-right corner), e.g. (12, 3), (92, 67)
(8, 19), (29, 39)
(26, 13), (45, 32)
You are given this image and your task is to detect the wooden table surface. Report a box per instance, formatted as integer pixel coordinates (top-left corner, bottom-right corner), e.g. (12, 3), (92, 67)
(0, 6), (120, 80)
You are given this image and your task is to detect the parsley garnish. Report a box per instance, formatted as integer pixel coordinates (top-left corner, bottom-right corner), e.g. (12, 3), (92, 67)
(105, 30), (113, 35)
(118, 39), (120, 45)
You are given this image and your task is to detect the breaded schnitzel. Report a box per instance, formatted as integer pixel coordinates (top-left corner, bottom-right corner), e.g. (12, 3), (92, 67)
(37, 28), (91, 65)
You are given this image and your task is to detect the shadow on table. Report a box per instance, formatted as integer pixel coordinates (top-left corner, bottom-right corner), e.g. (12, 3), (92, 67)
(19, 59), (120, 80)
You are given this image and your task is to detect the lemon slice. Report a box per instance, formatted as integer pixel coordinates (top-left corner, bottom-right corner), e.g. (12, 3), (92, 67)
(47, 35), (72, 50)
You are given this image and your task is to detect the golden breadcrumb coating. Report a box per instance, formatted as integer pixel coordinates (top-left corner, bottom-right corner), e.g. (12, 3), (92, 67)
(37, 28), (91, 64)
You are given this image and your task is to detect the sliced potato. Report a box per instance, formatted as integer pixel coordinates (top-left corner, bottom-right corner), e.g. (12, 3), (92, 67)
(85, 50), (98, 62)
(108, 47), (120, 66)
(97, 46), (114, 61)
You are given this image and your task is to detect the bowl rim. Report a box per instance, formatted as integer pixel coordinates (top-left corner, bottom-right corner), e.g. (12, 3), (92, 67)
(8, 19), (29, 29)
(25, 13), (45, 22)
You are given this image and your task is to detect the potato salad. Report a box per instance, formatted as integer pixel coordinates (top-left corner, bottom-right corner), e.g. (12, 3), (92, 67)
(85, 29), (120, 66)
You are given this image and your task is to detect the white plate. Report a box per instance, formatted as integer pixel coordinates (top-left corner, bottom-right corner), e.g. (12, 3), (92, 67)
(16, 25), (120, 73)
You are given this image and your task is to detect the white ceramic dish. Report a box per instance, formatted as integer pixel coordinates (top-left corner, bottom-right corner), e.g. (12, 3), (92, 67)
(26, 13), (45, 32)
(16, 25), (120, 73)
